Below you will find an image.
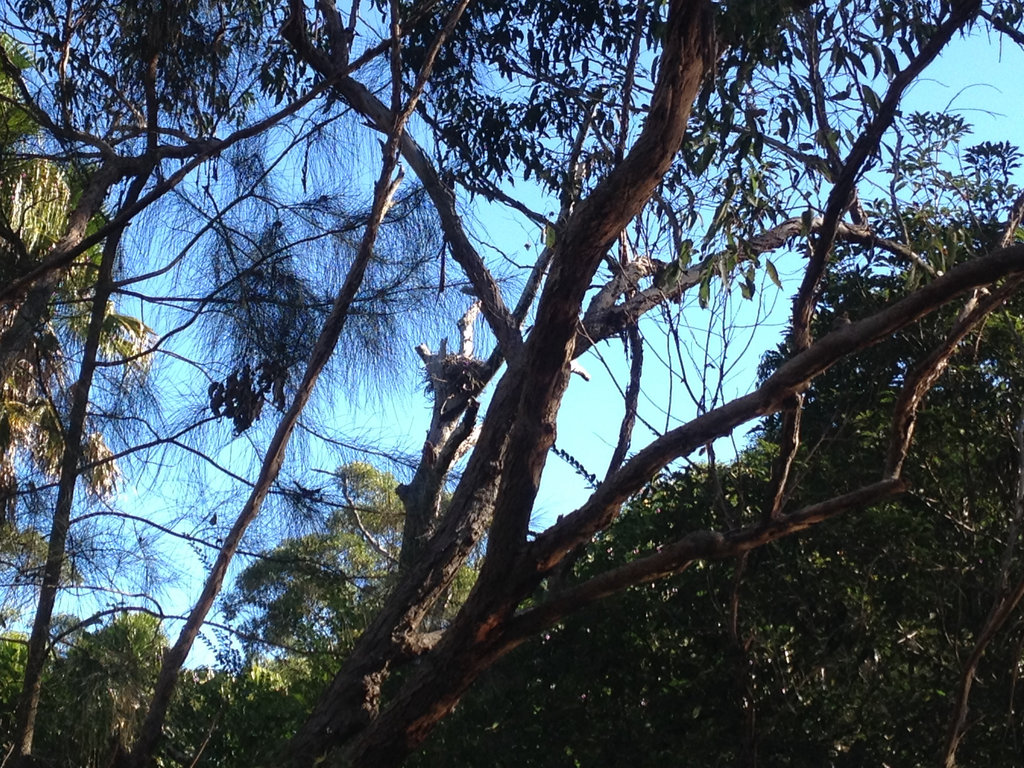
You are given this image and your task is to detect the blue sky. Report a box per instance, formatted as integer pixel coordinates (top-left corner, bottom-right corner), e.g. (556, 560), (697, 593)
(45, 14), (1024, 667)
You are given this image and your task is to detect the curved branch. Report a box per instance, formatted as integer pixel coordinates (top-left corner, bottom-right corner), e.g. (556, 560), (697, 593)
(606, 323), (643, 475)
(791, 0), (982, 352)
(531, 242), (1024, 571)
(577, 215), (940, 353)
(884, 286), (1010, 477)
(509, 479), (907, 647)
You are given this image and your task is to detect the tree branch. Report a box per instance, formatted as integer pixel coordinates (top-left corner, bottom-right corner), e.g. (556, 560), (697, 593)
(884, 286), (1007, 477)
(606, 316), (643, 476)
(531, 242), (1024, 572)
(508, 479), (907, 648)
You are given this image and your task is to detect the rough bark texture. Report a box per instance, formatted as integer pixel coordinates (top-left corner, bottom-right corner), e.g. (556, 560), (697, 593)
(280, 3), (716, 765)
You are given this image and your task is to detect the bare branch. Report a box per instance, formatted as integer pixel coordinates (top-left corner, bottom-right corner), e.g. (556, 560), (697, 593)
(762, 393), (803, 521)
(885, 279), (1021, 477)
(339, 478), (398, 565)
(606, 323), (643, 476)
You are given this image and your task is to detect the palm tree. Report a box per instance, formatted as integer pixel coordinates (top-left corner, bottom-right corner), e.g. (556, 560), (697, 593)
(0, 33), (148, 596)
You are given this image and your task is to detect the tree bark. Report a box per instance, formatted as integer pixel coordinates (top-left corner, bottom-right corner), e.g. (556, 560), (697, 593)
(283, 2), (715, 765)
(13, 221), (122, 764)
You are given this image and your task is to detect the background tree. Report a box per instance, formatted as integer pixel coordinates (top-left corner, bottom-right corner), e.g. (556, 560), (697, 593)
(1, 614), (166, 768)
(222, 461), (472, 657)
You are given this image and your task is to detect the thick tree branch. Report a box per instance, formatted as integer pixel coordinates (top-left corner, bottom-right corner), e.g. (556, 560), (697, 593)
(531, 242), (1024, 572)
(129, 156), (408, 768)
(509, 479), (907, 647)
(11, 159), (155, 763)
(479, 0), (716, 566)
(399, 306), (487, 572)
(340, 477), (906, 768)
(983, 8), (1024, 47)
(13, 215), (123, 762)
(577, 215), (940, 353)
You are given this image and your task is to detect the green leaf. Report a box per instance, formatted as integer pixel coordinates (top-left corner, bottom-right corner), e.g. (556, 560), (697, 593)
(698, 276), (710, 309)
(765, 259), (782, 290)
(862, 85), (882, 115)
(678, 239), (693, 268)
(740, 277), (755, 300)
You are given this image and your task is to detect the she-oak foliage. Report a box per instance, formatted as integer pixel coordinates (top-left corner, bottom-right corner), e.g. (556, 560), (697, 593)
(0, 0), (1023, 767)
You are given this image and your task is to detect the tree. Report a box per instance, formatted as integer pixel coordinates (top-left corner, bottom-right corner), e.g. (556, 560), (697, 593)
(412, 263), (1024, 767)
(222, 461), (457, 657)
(2, 1), (1024, 767)
(1, 614), (166, 768)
